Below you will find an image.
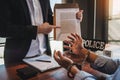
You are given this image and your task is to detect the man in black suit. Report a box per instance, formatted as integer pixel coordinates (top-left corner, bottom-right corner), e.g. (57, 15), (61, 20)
(0, 0), (83, 66)
(0, 0), (54, 66)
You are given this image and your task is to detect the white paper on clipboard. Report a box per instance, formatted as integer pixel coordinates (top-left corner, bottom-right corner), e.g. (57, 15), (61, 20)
(54, 4), (81, 41)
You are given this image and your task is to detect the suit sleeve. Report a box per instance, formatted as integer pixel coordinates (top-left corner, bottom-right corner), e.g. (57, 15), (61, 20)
(0, 0), (37, 39)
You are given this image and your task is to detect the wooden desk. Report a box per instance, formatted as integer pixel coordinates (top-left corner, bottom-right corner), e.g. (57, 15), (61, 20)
(0, 63), (72, 80)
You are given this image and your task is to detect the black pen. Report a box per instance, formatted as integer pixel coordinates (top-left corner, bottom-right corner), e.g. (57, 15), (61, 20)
(35, 60), (51, 63)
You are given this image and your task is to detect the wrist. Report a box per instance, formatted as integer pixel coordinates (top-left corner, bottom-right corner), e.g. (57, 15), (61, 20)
(80, 48), (91, 62)
(70, 65), (80, 76)
(67, 63), (81, 78)
(81, 48), (97, 63)
(37, 25), (43, 33)
(80, 48), (89, 55)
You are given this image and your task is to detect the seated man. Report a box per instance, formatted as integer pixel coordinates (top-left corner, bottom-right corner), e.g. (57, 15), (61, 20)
(54, 33), (120, 80)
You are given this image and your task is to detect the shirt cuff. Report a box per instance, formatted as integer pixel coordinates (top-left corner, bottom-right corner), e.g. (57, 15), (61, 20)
(94, 56), (109, 67)
(74, 71), (96, 80)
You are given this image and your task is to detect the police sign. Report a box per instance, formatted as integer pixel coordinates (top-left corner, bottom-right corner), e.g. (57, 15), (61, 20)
(83, 39), (106, 51)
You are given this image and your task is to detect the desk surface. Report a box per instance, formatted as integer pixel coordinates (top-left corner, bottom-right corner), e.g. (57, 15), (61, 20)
(0, 63), (72, 80)
(0, 63), (108, 80)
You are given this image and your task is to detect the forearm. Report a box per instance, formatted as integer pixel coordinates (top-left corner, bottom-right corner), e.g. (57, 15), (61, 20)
(69, 66), (97, 80)
(80, 48), (98, 63)
(70, 65), (80, 76)
(80, 48), (120, 74)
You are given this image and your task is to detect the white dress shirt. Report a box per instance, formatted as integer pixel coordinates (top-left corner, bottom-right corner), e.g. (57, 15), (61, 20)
(25, 0), (46, 57)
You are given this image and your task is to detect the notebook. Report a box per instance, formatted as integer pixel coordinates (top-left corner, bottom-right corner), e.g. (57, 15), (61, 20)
(23, 41), (63, 72)
(23, 54), (60, 72)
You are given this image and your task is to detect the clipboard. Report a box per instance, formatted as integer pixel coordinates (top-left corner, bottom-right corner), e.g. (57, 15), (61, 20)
(53, 3), (81, 40)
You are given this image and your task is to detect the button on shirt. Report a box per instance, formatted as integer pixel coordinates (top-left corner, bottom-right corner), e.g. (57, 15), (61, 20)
(26, 0), (46, 57)
(74, 56), (120, 80)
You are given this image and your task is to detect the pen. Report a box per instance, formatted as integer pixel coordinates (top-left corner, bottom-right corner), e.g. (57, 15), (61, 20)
(36, 60), (51, 63)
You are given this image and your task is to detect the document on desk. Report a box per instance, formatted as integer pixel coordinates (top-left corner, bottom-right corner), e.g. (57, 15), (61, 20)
(54, 7), (81, 41)
(23, 54), (60, 72)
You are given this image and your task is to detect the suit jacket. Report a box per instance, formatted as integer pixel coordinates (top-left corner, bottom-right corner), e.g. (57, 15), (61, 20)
(0, 0), (53, 65)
